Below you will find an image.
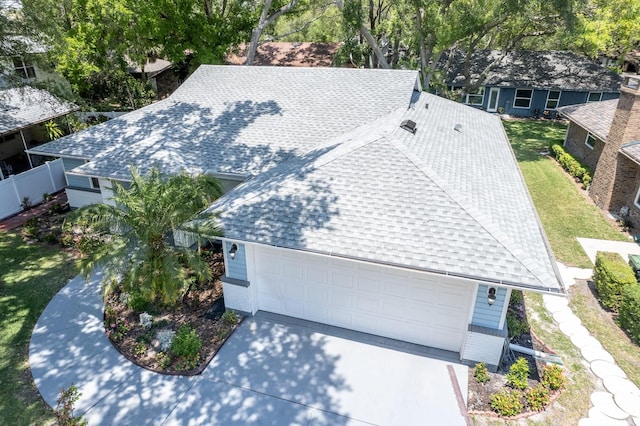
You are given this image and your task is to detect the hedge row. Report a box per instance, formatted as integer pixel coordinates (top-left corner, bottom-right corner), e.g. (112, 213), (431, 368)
(593, 251), (637, 313)
(619, 285), (640, 344)
(550, 144), (592, 189)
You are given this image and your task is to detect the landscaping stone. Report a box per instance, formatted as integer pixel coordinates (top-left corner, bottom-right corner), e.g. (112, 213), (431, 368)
(590, 392), (629, 420)
(603, 376), (640, 397)
(614, 393), (640, 418)
(542, 295), (569, 313)
(559, 321), (590, 339)
(553, 309), (581, 325)
(590, 360), (627, 380)
(588, 407), (631, 425)
(581, 345), (615, 363)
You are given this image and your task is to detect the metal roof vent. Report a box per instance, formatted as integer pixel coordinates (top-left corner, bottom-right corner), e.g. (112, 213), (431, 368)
(454, 123), (462, 132)
(400, 119), (417, 134)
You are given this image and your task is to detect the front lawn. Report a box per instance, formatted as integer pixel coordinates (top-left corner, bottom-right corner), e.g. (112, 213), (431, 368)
(0, 230), (78, 425)
(504, 118), (640, 420)
(503, 119), (627, 268)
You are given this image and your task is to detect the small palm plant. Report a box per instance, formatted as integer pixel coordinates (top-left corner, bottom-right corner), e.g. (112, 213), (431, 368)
(74, 166), (223, 306)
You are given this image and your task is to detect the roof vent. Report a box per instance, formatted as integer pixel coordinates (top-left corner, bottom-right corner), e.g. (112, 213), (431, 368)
(425, 103), (429, 109)
(400, 119), (417, 134)
(454, 123), (462, 132)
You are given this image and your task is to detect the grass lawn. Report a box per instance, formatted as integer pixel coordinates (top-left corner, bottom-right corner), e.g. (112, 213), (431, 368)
(504, 118), (640, 420)
(503, 119), (627, 268)
(0, 230), (77, 425)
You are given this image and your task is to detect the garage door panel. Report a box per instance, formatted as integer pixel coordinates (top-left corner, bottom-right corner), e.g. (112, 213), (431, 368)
(254, 247), (473, 352)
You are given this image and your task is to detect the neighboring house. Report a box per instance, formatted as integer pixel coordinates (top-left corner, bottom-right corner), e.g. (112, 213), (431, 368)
(29, 66), (565, 370)
(127, 58), (180, 99)
(0, 86), (77, 178)
(559, 74), (640, 227)
(443, 50), (622, 117)
(226, 42), (341, 67)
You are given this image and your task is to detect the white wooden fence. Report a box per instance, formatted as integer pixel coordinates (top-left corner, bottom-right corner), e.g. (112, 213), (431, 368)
(0, 159), (66, 220)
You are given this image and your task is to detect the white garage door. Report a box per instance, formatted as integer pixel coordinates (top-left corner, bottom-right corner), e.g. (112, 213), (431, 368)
(254, 246), (474, 352)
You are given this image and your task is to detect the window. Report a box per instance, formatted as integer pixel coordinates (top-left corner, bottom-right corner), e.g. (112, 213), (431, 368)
(12, 57), (36, 80)
(585, 133), (596, 149)
(545, 90), (561, 109)
(90, 177), (100, 189)
(514, 89), (533, 108)
(465, 87), (485, 105)
(635, 187), (640, 209)
(587, 92), (602, 103)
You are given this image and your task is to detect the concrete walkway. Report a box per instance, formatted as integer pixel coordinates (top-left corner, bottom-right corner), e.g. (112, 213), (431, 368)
(548, 258), (640, 426)
(30, 271), (469, 425)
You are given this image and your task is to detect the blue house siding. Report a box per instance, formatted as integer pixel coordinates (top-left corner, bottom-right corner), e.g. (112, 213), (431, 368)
(225, 241), (247, 281)
(471, 284), (507, 329)
(475, 87), (621, 117)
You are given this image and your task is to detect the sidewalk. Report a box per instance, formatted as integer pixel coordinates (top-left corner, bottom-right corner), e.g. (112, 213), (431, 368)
(0, 192), (68, 231)
(550, 262), (640, 426)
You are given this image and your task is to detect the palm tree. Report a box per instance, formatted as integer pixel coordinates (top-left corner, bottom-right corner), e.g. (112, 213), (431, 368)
(74, 166), (223, 306)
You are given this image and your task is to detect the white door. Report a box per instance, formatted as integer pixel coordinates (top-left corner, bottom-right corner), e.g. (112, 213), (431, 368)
(253, 246), (474, 352)
(487, 87), (500, 112)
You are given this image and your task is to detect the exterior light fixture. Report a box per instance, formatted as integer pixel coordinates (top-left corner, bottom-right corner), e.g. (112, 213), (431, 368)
(229, 243), (238, 260)
(487, 287), (497, 306)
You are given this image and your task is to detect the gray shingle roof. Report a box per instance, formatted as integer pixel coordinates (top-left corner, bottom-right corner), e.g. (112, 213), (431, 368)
(444, 50), (622, 92)
(0, 87), (77, 135)
(30, 65), (419, 180)
(621, 141), (640, 164)
(208, 92), (563, 293)
(557, 99), (618, 141)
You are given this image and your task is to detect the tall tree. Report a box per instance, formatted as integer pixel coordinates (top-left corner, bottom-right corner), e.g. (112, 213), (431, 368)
(74, 167), (223, 306)
(246, 0), (300, 65)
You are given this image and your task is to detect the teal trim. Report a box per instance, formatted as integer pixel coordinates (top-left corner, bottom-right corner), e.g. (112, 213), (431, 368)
(471, 284), (507, 329)
(225, 241), (247, 281)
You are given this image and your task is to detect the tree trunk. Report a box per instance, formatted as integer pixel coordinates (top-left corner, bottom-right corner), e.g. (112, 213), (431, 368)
(246, 0), (299, 65)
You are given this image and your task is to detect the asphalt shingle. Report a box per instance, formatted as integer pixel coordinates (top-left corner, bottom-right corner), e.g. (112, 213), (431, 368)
(0, 86), (77, 135)
(557, 99), (618, 141)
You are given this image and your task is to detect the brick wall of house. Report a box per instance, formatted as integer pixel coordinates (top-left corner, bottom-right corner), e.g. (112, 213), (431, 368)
(563, 123), (604, 171)
(590, 78), (640, 213)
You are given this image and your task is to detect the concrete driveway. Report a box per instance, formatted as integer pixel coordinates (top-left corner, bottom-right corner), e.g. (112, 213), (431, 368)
(168, 312), (469, 425)
(30, 273), (469, 425)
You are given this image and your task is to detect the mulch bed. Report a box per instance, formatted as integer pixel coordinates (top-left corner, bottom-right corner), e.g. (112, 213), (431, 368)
(103, 250), (242, 375)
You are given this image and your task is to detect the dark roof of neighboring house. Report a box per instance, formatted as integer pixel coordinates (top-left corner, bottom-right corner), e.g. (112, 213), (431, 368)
(226, 42), (341, 67)
(0, 86), (77, 135)
(444, 50), (622, 92)
(557, 99), (618, 141)
(127, 58), (173, 78)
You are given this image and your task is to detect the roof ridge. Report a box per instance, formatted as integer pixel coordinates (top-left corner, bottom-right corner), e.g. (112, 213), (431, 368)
(385, 135), (550, 289)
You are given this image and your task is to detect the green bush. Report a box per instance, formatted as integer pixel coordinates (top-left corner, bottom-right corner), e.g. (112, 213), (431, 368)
(171, 324), (202, 359)
(506, 357), (530, 390)
(525, 385), (550, 411)
(506, 311), (529, 338)
(509, 290), (523, 305)
(474, 362), (490, 384)
(551, 144), (592, 188)
(127, 292), (150, 312)
(490, 389), (524, 417)
(222, 310), (239, 325)
(618, 284), (640, 344)
(541, 364), (566, 391)
(593, 251), (637, 312)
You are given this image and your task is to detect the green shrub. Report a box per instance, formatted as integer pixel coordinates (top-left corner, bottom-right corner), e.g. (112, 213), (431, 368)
(525, 385), (550, 411)
(509, 290), (523, 305)
(506, 311), (529, 338)
(222, 310), (239, 325)
(490, 389), (524, 417)
(541, 364), (566, 391)
(60, 232), (75, 247)
(618, 284), (640, 344)
(551, 144), (592, 188)
(23, 217), (39, 237)
(127, 292), (150, 312)
(44, 232), (59, 244)
(55, 385), (87, 426)
(506, 357), (530, 390)
(171, 324), (202, 359)
(474, 362), (490, 384)
(593, 251), (637, 312)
